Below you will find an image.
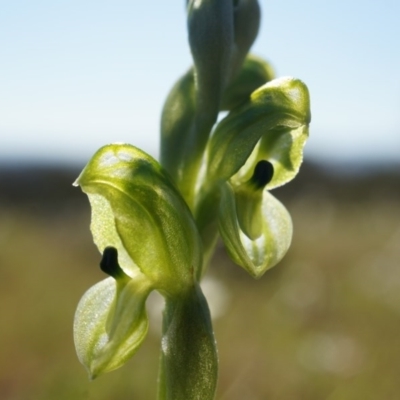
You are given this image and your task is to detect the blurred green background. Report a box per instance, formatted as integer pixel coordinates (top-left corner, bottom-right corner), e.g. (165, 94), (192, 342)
(1, 161), (399, 400)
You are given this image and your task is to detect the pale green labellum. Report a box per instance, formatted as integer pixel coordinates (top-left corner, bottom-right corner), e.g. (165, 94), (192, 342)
(218, 182), (293, 278)
(75, 144), (203, 292)
(208, 77), (311, 188)
(74, 275), (151, 378)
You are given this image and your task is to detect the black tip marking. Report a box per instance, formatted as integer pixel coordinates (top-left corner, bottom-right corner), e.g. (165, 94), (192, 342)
(250, 160), (274, 189)
(100, 247), (126, 279)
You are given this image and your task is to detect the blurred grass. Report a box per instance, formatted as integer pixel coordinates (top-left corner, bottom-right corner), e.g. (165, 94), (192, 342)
(0, 162), (399, 400)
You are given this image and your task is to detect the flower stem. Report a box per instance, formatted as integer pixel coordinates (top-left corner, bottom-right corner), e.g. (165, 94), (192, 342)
(157, 284), (218, 400)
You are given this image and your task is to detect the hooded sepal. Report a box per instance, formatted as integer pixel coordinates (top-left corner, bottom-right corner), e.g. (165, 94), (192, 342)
(218, 181), (293, 278)
(74, 144), (203, 292)
(208, 77), (311, 188)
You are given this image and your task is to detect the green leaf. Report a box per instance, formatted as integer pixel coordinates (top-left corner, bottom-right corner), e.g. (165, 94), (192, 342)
(73, 275), (152, 378)
(208, 77), (311, 188)
(75, 144), (203, 293)
(159, 284), (218, 400)
(218, 182), (293, 278)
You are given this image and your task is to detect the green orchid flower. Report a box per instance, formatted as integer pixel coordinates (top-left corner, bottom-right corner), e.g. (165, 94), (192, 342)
(73, 144), (217, 399)
(202, 76), (311, 278)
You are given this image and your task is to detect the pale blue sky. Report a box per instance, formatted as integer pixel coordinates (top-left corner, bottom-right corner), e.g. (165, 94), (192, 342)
(1, 1), (399, 165)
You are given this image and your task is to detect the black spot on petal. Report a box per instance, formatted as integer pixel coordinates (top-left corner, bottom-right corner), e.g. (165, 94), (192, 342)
(100, 247), (126, 280)
(250, 160), (274, 189)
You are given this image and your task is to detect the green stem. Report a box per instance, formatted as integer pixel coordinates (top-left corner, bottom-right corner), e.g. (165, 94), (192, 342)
(157, 284), (218, 400)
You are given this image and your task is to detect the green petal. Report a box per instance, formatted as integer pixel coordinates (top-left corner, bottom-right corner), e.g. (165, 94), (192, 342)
(75, 144), (203, 293)
(208, 77), (311, 186)
(73, 276), (152, 378)
(218, 182), (293, 278)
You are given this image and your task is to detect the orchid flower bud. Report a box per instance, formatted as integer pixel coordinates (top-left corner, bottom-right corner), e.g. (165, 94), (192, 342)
(187, 0), (234, 118)
(187, 0), (261, 113)
(231, 0), (261, 76)
(166, 0), (261, 207)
